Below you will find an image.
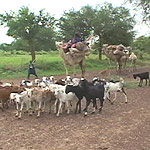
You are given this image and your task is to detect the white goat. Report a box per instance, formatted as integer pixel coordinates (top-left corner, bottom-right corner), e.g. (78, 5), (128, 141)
(14, 90), (32, 119)
(104, 78), (127, 104)
(65, 75), (80, 86)
(20, 80), (33, 87)
(54, 87), (78, 116)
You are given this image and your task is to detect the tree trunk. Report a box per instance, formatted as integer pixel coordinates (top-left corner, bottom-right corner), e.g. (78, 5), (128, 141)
(28, 40), (36, 61)
(98, 49), (102, 60)
(31, 49), (36, 61)
(98, 38), (103, 60)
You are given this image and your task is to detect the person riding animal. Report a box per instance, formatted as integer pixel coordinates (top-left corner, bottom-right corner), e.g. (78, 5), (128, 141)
(62, 33), (83, 53)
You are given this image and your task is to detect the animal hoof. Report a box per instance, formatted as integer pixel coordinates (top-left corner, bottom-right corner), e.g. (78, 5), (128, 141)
(56, 114), (59, 117)
(84, 112), (88, 117)
(18, 117), (21, 119)
(125, 102), (128, 104)
(111, 102), (114, 105)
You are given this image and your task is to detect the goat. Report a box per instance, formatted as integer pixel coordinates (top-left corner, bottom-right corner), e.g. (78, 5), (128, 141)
(20, 80), (33, 87)
(65, 75), (80, 86)
(14, 91), (32, 119)
(104, 78), (128, 104)
(54, 87), (79, 116)
(133, 72), (150, 87)
(65, 84), (84, 114)
(77, 78), (105, 116)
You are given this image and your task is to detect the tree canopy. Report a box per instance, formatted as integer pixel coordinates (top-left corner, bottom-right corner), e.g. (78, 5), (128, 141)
(0, 3), (136, 60)
(0, 7), (56, 60)
(128, 0), (150, 24)
(57, 3), (135, 59)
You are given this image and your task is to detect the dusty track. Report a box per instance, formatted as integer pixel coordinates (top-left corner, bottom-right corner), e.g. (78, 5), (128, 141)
(0, 67), (150, 150)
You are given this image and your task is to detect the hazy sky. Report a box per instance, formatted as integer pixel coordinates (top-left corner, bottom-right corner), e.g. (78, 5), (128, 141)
(0, 0), (149, 44)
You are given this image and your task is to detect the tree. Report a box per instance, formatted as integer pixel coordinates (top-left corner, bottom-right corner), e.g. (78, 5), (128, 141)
(57, 6), (95, 42)
(127, 0), (150, 24)
(132, 36), (150, 53)
(0, 7), (56, 60)
(91, 3), (135, 59)
(57, 3), (135, 60)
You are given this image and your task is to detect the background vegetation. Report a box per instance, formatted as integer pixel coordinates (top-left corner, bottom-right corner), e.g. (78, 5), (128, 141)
(0, 50), (150, 79)
(0, 1), (149, 80)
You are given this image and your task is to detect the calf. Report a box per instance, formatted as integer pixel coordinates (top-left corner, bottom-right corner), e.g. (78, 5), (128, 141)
(133, 72), (150, 87)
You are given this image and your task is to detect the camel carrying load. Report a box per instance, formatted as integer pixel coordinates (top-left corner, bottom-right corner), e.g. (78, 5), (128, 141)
(56, 41), (91, 77)
(102, 44), (131, 72)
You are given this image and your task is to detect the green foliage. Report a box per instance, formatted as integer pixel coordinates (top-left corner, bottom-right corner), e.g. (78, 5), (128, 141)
(128, 0), (150, 24)
(0, 50), (150, 79)
(0, 7), (57, 60)
(93, 3), (135, 46)
(57, 6), (94, 42)
(131, 36), (150, 53)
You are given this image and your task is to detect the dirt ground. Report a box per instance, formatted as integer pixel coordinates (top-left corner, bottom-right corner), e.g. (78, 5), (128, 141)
(0, 67), (150, 150)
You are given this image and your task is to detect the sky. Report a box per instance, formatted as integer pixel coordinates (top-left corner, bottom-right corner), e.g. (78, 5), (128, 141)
(0, 0), (149, 44)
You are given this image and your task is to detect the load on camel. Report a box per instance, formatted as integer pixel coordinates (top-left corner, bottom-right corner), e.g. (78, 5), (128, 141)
(102, 44), (130, 72)
(56, 41), (90, 77)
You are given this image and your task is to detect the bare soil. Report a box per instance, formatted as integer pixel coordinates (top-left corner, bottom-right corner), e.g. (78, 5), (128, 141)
(0, 67), (150, 150)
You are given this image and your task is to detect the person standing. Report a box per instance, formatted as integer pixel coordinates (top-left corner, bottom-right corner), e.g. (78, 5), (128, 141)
(27, 59), (38, 79)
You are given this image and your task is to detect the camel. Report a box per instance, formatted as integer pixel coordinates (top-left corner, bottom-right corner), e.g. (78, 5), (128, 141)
(128, 52), (137, 72)
(56, 41), (90, 77)
(102, 44), (129, 72)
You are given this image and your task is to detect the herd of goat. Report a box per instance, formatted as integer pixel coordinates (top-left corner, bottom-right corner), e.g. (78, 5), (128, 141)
(0, 71), (150, 119)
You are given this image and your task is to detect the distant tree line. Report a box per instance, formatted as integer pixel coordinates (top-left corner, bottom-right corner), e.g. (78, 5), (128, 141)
(0, 2), (149, 60)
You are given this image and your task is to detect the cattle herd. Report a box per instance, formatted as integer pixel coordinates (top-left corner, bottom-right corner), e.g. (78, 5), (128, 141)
(0, 71), (149, 119)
